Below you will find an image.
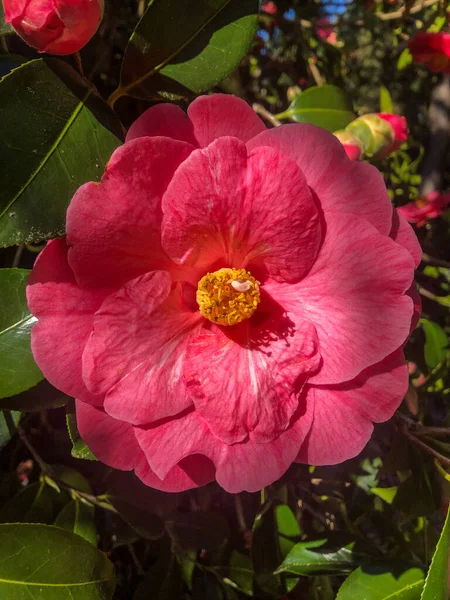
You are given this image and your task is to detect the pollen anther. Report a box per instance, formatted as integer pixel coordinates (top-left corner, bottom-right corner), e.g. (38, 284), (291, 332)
(196, 268), (261, 326)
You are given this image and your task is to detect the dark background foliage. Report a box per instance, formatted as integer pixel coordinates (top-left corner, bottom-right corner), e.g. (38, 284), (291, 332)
(0, 1), (449, 598)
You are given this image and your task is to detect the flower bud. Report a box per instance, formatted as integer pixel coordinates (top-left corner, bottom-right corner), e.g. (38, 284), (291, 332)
(3, 0), (104, 55)
(346, 112), (408, 159)
(333, 130), (364, 161)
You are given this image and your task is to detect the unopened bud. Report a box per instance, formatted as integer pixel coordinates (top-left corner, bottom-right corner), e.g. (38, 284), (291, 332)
(333, 130), (364, 161)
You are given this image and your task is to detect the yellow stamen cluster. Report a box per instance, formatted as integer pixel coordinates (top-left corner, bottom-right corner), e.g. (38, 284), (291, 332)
(196, 268), (261, 326)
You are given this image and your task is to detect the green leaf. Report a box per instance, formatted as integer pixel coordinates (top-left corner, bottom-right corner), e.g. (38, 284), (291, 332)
(0, 4), (14, 36)
(0, 58), (123, 247)
(0, 481), (62, 525)
(214, 551), (254, 597)
(336, 562), (425, 600)
(420, 505), (450, 600)
(0, 379), (68, 411)
(108, 494), (164, 540)
(54, 498), (97, 545)
(66, 400), (98, 460)
(0, 269), (43, 398)
(0, 410), (20, 447)
(380, 86), (394, 113)
(276, 85), (355, 132)
(165, 510), (229, 555)
(0, 523), (115, 598)
(252, 502), (301, 596)
(420, 319), (449, 369)
(134, 543), (184, 600)
(397, 48), (413, 70)
(116, 0), (259, 101)
(275, 533), (378, 577)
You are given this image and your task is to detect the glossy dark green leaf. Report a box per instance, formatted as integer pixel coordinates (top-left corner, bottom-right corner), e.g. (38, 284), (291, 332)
(116, 0), (259, 100)
(336, 562), (424, 600)
(108, 494), (164, 540)
(277, 85), (355, 132)
(0, 481), (62, 525)
(252, 502), (301, 596)
(0, 523), (115, 598)
(0, 410), (20, 447)
(0, 379), (67, 411)
(420, 505), (450, 600)
(0, 4), (13, 36)
(275, 533), (378, 577)
(0, 269), (43, 398)
(166, 510), (229, 555)
(134, 540), (184, 600)
(309, 576), (335, 600)
(420, 319), (449, 369)
(0, 58), (123, 247)
(66, 406), (98, 460)
(214, 551), (254, 597)
(54, 498), (97, 545)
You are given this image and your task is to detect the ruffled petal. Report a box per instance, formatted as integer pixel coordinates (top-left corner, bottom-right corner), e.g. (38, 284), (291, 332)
(135, 402), (314, 494)
(125, 103), (199, 146)
(135, 455), (216, 493)
(162, 137), (321, 282)
(296, 350), (408, 465)
(187, 94), (266, 147)
(27, 238), (106, 405)
(184, 299), (319, 444)
(66, 137), (194, 289)
(75, 400), (143, 470)
(82, 271), (201, 425)
(266, 213), (415, 385)
(247, 124), (393, 235)
(390, 208), (422, 268)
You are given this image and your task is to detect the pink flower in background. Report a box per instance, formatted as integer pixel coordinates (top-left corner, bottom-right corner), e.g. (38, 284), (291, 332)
(3, 0), (104, 55)
(27, 95), (421, 493)
(408, 32), (450, 74)
(398, 191), (450, 226)
(316, 17), (337, 45)
(261, 1), (277, 15)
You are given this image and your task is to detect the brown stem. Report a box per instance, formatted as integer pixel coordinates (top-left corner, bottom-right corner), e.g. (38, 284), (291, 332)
(252, 103), (281, 127)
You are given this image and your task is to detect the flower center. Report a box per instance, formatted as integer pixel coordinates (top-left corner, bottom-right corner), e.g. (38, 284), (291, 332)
(196, 268), (261, 326)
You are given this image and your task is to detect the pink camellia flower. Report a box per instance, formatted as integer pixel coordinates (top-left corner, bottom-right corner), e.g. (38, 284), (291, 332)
(3, 0), (104, 55)
(408, 32), (450, 74)
(316, 17), (337, 45)
(27, 94), (421, 493)
(398, 191), (450, 226)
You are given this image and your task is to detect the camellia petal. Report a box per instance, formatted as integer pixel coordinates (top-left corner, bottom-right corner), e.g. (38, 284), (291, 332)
(83, 271), (202, 424)
(296, 350), (408, 465)
(67, 137), (195, 289)
(247, 123), (393, 235)
(125, 103), (198, 146)
(187, 93), (266, 147)
(135, 402), (314, 494)
(266, 213), (415, 385)
(183, 305), (319, 444)
(162, 137), (322, 282)
(27, 238), (107, 405)
(390, 208), (422, 268)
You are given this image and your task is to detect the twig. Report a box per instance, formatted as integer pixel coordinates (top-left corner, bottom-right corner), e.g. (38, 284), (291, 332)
(12, 244), (24, 268)
(376, 0), (439, 20)
(252, 103), (281, 126)
(422, 253), (450, 269)
(399, 422), (450, 468)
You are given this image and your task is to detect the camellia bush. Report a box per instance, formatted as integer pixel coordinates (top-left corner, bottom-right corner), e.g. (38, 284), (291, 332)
(0, 0), (450, 598)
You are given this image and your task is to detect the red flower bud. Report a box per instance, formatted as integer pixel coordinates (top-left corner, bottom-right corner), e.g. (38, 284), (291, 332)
(3, 0), (104, 55)
(377, 113), (409, 153)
